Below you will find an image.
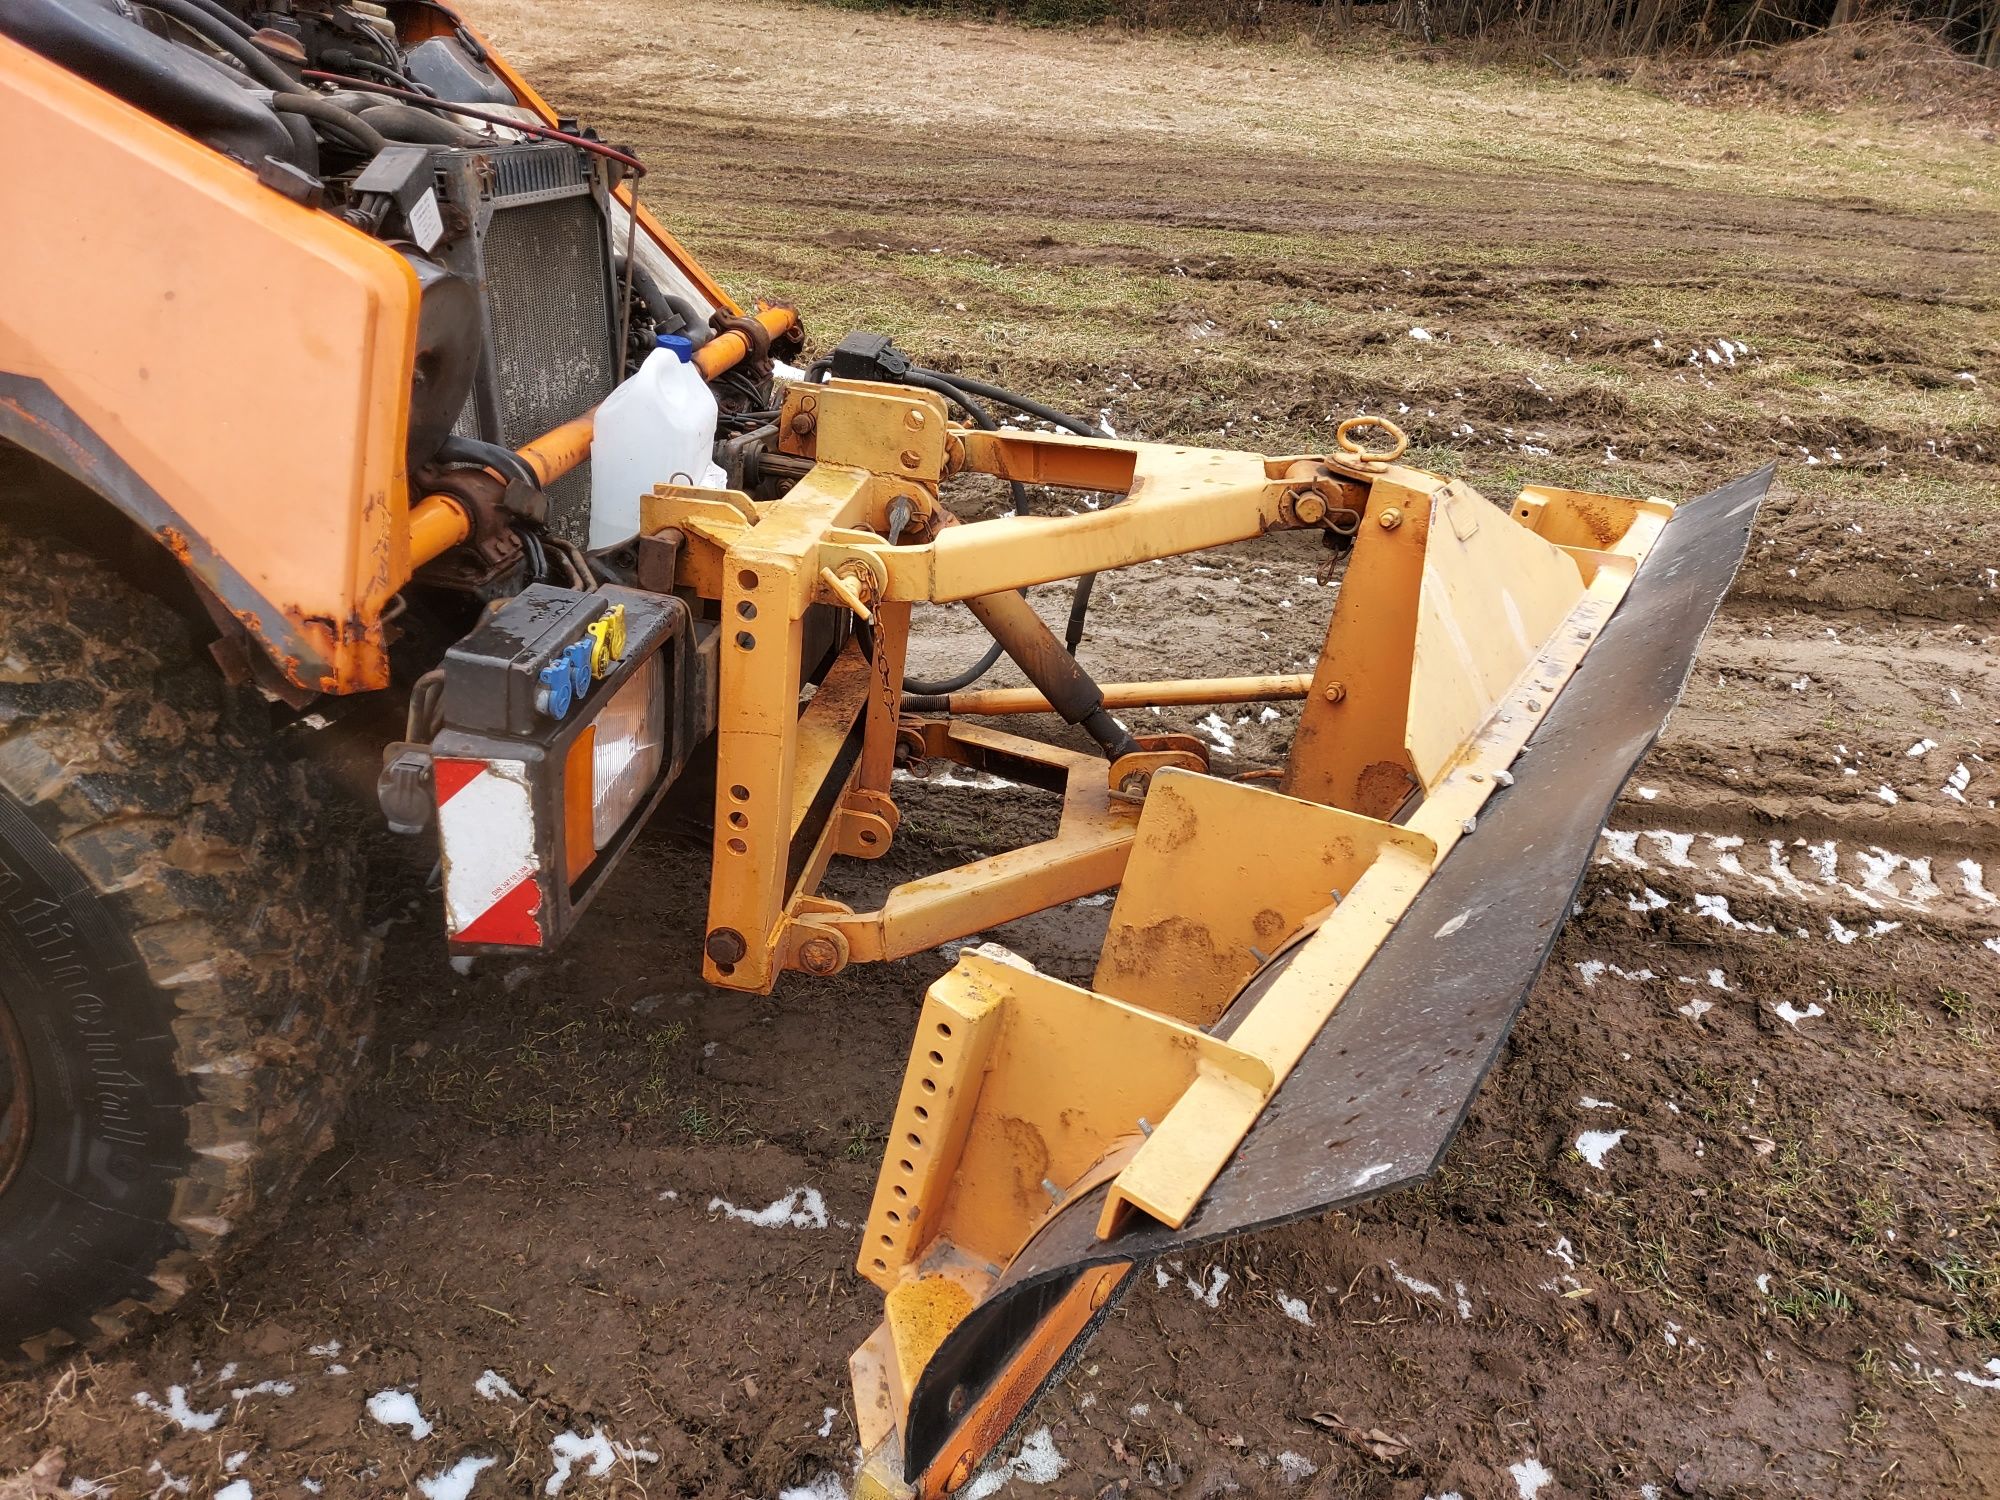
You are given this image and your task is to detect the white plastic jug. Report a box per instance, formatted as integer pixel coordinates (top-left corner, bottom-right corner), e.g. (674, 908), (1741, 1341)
(588, 333), (726, 550)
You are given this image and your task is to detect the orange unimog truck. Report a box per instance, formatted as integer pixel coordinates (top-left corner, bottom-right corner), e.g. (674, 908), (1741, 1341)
(0, 3), (1765, 1494)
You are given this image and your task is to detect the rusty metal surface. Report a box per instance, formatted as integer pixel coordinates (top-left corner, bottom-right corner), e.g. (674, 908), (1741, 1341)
(0, 371), (342, 690)
(898, 464), (1772, 1478)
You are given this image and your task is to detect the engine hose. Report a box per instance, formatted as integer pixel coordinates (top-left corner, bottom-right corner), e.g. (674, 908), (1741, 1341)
(357, 102), (478, 145)
(434, 435), (540, 493)
(180, 0), (254, 39)
(271, 92), (389, 154)
(146, 0), (308, 94)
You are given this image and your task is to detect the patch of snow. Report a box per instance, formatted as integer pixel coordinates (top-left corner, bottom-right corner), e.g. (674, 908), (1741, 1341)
(132, 1386), (223, 1433)
(1196, 713), (1236, 753)
(419, 1456), (498, 1500)
(1636, 786), (1659, 800)
(707, 1187), (828, 1229)
(474, 1370), (520, 1402)
(215, 1483), (251, 1500)
(1408, 327), (1435, 341)
(306, 1341), (340, 1357)
(1575, 1129), (1628, 1169)
(1275, 1292), (1312, 1326)
(818, 1406), (838, 1437)
(1455, 1281), (1473, 1320)
(1352, 1162), (1395, 1188)
(1389, 1260), (1443, 1301)
(1510, 1456), (1554, 1499)
(1771, 1000), (1826, 1027)
(1875, 784), (1899, 805)
(1678, 996), (1714, 1020)
(230, 1380), (294, 1401)
(1276, 1452), (1318, 1485)
(778, 1479), (847, 1500)
(1906, 739), (1937, 758)
(545, 1430), (660, 1496)
(1579, 1097), (1617, 1111)
(367, 1389), (434, 1441)
(1259, 706), (1281, 724)
(1184, 1266), (1230, 1307)
(1954, 1358), (2000, 1391)
(962, 1427), (1066, 1500)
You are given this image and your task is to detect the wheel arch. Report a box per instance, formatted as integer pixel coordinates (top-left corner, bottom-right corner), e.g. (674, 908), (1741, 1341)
(0, 379), (340, 706)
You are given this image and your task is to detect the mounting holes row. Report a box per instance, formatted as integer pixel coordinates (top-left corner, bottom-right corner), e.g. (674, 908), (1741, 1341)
(727, 783), (751, 854)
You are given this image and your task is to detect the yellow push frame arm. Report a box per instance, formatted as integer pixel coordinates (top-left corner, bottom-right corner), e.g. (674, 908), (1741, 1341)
(641, 377), (1377, 994)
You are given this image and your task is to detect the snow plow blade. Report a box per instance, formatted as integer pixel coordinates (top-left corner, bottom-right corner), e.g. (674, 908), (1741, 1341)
(849, 465), (1772, 1498)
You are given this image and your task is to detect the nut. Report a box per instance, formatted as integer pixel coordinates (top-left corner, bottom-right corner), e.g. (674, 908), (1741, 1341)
(899, 448), (922, 469)
(704, 928), (748, 966)
(788, 409), (816, 438)
(903, 408), (927, 430)
(798, 935), (843, 976)
(1378, 506), (1404, 530)
(1322, 682), (1347, 704)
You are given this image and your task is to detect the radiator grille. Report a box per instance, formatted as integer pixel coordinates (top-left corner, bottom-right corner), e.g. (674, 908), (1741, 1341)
(479, 194), (616, 544)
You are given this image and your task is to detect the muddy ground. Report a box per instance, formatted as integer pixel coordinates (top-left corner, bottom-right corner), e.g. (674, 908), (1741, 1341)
(5, 3), (1998, 1498)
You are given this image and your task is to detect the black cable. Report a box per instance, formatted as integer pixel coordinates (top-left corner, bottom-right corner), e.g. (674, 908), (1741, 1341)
(147, 0), (308, 93)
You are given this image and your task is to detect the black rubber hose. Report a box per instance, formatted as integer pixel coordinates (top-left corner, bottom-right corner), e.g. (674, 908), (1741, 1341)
(180, 0), (255, 38)
(899, 370), (1028, 698)
(915, 366), (1108, 656)
(147, 0), (308, 94)
(911, 367), (1098, 437)
(435, 435), (539, 492)
(271, 92), (388, 154)
(356, 102), (478, 145)
(1064, 571), (1095, 654)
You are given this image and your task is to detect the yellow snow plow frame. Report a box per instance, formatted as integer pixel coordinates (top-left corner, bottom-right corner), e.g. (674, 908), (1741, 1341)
(641, 378), (1678, 1496)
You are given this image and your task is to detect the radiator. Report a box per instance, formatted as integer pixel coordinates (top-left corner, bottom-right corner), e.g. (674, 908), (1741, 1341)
(442, 142), (619, 546)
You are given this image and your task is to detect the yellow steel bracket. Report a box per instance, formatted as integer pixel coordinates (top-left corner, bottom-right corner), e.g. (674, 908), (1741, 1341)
(847, 471), (1676, 1496)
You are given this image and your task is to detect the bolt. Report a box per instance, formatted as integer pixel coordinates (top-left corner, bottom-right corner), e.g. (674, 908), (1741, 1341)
(705, 928), (747, 966)
(788, 409), (816, 437)
(798, 935), (843, 976)
(899, 448), (922, 469)
(903, 407), (927, 430)
(1290, 490), (1327, 525)
(1378, 507), (1404, 530)
(1118, 771), (1151, 797)
(1322, 682), (1346, 704)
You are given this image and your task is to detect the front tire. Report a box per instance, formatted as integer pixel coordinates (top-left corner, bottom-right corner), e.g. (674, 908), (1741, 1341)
(0, 523), (371, 1361)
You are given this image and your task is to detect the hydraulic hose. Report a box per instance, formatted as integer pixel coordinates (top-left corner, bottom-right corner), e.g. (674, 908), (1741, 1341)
(898, 371), (1026, 698)
(271, 93), (389, 154)
(911, 366), (1105, 659)
(911, 368), (1097, 437)
(147, 0), (308, 94)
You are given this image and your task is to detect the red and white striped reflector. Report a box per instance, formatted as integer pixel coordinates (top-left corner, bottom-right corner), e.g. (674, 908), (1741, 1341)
(436, 757), (544, 947)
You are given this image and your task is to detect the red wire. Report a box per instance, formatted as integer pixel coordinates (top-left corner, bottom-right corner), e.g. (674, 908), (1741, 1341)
(298, 70), (646, 176)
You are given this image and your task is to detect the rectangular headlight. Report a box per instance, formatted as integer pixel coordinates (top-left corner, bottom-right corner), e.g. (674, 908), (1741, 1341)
(590, 651), (665, 847)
